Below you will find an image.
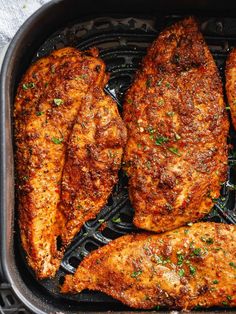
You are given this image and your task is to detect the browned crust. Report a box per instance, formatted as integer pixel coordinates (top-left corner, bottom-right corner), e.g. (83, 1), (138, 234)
(123, 17), (229, 232)
(14, 47), (126, 278)
(59, 87), (127, 245)
(226, 48), (236, 129)
(61, 222), (236, 310)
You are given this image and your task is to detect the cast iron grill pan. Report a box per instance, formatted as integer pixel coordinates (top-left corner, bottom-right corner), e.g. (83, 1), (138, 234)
(15, 15), (236, 311)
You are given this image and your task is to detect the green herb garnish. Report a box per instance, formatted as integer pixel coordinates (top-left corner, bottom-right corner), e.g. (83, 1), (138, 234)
(51, 137), (63, 144)
(112, 217), (121, 223)
(177, 253), (184, 266)
(53, 98), (64, 106)
(178, 269), (185, 277)
(23, 82), (35, 90)
(155, 136), (168, 146)
(36, 111), (43, 116)
(189, 265), (196, 275)
(200, 237), (214, 244)
(229, 262), (236, 269)
(165, 82), (171, 88)
(131, 270), (142, 278)
(168, 147), (181, 156)
(193, 248), (202, 256)
(166, 111), (175, 117)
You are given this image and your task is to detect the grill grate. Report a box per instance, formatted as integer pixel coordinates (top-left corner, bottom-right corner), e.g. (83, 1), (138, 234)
(0, 283), (30, 313)
(13, 15), (236, 310)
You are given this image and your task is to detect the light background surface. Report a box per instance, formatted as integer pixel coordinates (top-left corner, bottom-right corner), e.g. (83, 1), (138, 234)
(0, 0), (51, 51)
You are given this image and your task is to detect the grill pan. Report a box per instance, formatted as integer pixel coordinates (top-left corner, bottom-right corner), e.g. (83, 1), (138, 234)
(1, 0), (236, 313)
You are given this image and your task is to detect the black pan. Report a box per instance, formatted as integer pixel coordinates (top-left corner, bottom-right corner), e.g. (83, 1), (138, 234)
(1, 0), (236, 313)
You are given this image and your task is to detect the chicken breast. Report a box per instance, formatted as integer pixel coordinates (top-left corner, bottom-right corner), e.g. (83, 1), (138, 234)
(226, 48), (236, 129)
(123, 17), (229, 232)
(60, 88), (127, 245)
(61, 222), (236, 310)
(14, 47), (118, 278)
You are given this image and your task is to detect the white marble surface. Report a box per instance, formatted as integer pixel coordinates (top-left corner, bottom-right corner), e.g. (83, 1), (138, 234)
(0, 0), (51, 51)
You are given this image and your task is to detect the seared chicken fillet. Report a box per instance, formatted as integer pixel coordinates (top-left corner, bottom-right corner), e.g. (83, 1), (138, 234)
(60, 88), (127, 245)
(62, 222), (236, 310)
(226, 48), (236, 129)
(14, 47), (125, 278)
(123, 17), (229, 232)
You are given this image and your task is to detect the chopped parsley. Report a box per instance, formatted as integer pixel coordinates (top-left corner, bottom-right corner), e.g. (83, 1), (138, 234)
(131, 270), (142, 278)
(178, 269), (185, 277)
(189, 265), (196, 275)
(53, 98), (64, 106)
(22, 82), (35, 90)
(168, 147), (181, 156)
(193, 248), (202, 256)
(155, 136), (168, 146)
(165, 82), (171, 88)
(213, 279), (219, 284)
(112, 217), (121, 223)
(189, 241), (194, 248)
(51, 137), (63, 144)
(36, 111), (43, 116)
(166, 111), (175, 117)
(222, 301), (228, 306)
(127, 99), (132, 104)
(146, 161), (151, 169)
(227, 295), (232, 300)
(148, 127), (156, 134)
(154, 255), (171, 265)
(229, 262), (236, 269)
(200, 237), (214, 244)
(177, 252), (184, 266)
